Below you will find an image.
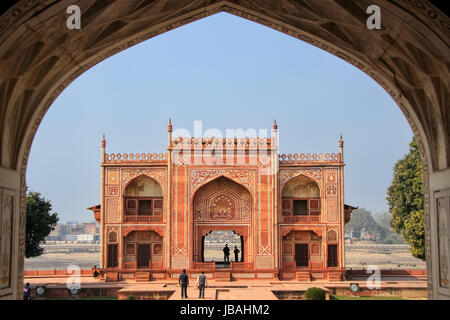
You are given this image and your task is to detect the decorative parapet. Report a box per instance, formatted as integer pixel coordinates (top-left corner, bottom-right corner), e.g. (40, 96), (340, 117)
(103, 152), (167, 164)
(279, 153), (342, 164)
(171, 137), (275, 149)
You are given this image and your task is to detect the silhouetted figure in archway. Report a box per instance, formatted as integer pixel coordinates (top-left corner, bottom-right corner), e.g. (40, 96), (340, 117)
(234, 246), (240, 262)
(223, 244), (230, 263)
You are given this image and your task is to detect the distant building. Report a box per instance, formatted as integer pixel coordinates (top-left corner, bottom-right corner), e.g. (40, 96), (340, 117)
(83, 222), (98, 234)
(64, 234), (97, 243)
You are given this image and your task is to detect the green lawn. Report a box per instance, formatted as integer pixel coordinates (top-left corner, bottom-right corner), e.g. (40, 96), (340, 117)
(331, 295), (405, 300)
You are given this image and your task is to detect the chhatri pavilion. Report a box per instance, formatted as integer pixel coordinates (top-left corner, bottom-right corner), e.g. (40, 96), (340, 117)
(88, 120), (356, 282)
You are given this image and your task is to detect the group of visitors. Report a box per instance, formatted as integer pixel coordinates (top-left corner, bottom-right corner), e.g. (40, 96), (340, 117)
(179, 269), (207, 299)
(178, 243), (241, 299)
(22, 245), (238, 300)
(222, 244), (240, 263)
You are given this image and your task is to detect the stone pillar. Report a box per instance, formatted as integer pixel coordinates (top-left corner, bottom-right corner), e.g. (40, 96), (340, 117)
(100, 135), (106, 268)
(339, 136), (345, 270)
(271, 120), (279, 270)
(0, 166), (22, 299)
(428, 168), (450, 299)
(166, 119), (172, 269)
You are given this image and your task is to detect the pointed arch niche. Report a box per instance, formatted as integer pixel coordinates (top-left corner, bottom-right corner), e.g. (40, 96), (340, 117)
(192, 176), (253, 263)
(123, 175), (164, 223)
(281, 174), (322, 223)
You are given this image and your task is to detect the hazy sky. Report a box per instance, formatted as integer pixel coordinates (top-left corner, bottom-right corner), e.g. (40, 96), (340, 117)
(26, 13), (413, 223)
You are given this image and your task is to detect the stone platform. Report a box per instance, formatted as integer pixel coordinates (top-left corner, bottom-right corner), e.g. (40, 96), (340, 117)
(23, 273), (427, 300)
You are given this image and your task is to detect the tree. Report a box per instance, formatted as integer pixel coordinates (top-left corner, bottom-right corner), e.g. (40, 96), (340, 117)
(26, 191), (59, 258)
(374, 212), (405, 244)
(386, 138), (425, 260)
(345, 208), (378, 234)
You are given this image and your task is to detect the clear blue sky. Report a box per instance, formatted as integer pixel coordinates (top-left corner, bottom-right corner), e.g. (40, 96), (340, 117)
(26, 13), (413, 223)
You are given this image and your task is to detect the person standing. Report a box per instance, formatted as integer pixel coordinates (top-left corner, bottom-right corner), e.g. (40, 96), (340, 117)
(223, 244), (230, 263)
(179, 269), (189, 299)
(23, 283), (31, 301)
(92, 265), (100, 278)
(234, 246), (240, 262)
(196, 272), (207, 299)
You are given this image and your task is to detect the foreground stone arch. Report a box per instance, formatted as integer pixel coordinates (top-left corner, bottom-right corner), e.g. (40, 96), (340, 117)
(0, 0), (448, 299)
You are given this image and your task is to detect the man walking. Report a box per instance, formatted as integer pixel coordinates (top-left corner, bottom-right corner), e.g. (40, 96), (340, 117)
(196, 271), (207, 299)
(223, 244), (230, 263)
(234, 246), (240, 262)
(179, 269), (189, 299)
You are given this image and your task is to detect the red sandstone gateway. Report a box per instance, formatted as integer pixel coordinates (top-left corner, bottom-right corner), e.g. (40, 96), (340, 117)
(89, 120), (356, 282)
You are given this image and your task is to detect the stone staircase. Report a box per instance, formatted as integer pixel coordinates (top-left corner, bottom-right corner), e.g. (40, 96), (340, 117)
(328, 272), (342, 281)
(215, 271), (231, 282)
(296, 271), (311, 282)
(135, 272), (151, 282)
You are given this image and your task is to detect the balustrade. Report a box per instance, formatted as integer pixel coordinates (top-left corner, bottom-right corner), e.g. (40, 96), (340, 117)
(123, 262), (137, 269)
(281, 215), (320, 223)
(193, 262), (216, 270)
(124, 215), (163, 223)
(230, 262), (253, 269)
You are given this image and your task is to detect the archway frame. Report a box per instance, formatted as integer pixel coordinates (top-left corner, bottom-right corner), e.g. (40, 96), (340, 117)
(191, 175), (254, 265)
(0, 0), (448, 299)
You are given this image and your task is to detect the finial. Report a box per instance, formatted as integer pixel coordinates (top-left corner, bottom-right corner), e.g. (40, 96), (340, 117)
(340, 133), (343, 140)
(101, 133), (106, 148)
(168, 118), (173, 132)
(272, 119), (278, 130)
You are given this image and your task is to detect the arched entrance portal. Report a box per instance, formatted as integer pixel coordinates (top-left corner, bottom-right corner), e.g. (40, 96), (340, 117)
(193, 177), (252, 267)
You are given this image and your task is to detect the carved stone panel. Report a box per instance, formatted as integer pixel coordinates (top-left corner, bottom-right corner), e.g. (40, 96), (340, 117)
(172, 256), (189, 269)
(190, 168), (256, 197)
(255, 255), (273, 269)
(0, 189), (14, 292)
(193, 176), (251, 223)
(121, 168), (167, 191)
(107, 169), (119, 185)
(106, 198), (120, 224)
(327, 199), (338, 223)
(436, 190), (450, 289)
(279, 168), (322, 191)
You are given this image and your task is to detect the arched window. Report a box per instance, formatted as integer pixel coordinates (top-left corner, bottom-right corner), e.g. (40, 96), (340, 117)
(108, 231), (117, 243)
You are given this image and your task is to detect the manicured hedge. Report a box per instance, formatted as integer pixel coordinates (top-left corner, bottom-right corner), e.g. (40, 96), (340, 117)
(304, 287), (326, 300)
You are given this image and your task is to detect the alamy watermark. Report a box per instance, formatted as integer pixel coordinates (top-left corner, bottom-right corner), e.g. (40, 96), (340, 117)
(66, 264), (81, 295)
(367, 5), (381, 29)
(366, 265), (381, 289)
(169, 120), (279, 176)
(66, 5), (81, 30)
(66, 4), (381, 31)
